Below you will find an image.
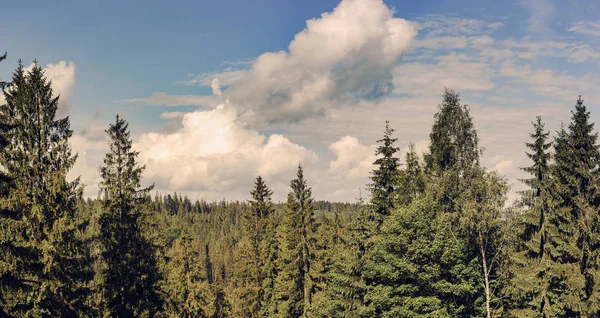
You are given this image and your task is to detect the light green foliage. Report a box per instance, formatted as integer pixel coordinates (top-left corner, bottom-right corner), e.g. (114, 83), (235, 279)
(364, 194), (480, 317)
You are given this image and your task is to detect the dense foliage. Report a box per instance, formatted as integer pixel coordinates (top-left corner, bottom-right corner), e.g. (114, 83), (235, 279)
(1, 59), (600, 318)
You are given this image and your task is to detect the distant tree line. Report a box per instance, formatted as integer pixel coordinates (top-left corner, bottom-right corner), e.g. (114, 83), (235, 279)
(2, 55), (600, 317)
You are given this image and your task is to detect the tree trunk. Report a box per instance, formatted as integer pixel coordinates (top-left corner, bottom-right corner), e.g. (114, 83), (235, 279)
(479, 230), (491, 318)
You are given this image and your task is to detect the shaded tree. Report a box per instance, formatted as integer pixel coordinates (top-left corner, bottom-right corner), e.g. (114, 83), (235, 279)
(98, 115), (162, 317)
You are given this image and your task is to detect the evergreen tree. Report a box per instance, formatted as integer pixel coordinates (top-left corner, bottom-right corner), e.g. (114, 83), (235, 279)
(396, 143), (426, 206)
(230, 176), (274, 317)
(565, 96), (600, 314)
(98, 115), (162, 316)
(162, 231), (210, 317)
(260, 210), (280, 318)
(0, 52), (34, 316)
(363, 192), (480, 317)
(0, 61), (92, 316)
(307, 211), (344, 317)
(369, 121), (401, 223)
(508, 117), (559, 317)
(274, 165), (316, 317)
(319, 197), (372, 317)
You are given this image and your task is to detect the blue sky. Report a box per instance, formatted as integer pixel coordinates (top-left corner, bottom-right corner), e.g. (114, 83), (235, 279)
(1, 0), (600, 201)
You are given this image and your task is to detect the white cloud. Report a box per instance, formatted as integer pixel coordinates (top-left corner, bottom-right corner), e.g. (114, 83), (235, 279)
(134, 104), (318, 201)
(43, 61), (76, 116)
(393, 53), (496, 95)
(327, 136), (375, 180)
(118, 92), (218, 107)
(223, 0), (417, 126)
(183, 68), (248, 87)
(211, 78), (222, 96)
(568, 21), (600, 37)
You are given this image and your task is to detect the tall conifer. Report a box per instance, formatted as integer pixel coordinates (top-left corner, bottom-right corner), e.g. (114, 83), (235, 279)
(230, 176), (274, 317)
(369, 121), (400, 224)
(0, 61), (92, 316)
(274, 165), (316, 317)
(98, 115), (162, 316)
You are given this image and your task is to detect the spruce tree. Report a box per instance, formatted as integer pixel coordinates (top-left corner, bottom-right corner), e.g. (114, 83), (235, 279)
(0, 61), (92, 316)
(274, 165), (316, 317)
(162, 231), (210, 317)
(319, 196), (372, 317)
(230, 176), (274, 317)
(508, 117), (559, 317)
(0, 53), (33, 316)
(363, 193), (480, 317)
(260, 208), (280, 318)
(565, 96), (600, 314)
(396, 143), (426, 206)
(98, 115), (162, 316)
(369, 121), (400, 223)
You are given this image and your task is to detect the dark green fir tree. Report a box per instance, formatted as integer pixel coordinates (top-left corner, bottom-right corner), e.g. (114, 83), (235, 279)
(98, 115), (162, 317)
(369, 121), (401, 223)
(0, 61), (92, 316)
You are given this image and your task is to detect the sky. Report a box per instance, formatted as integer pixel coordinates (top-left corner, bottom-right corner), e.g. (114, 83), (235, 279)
(1, 0), (600, 203)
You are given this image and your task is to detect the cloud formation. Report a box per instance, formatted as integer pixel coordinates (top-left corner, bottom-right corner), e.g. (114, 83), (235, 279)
(568, 21), (600, 37)
(134, 105), (318, 200)
(223, 0), (416, 126)
(71, 3), (600, 203)
(118, 92), (218, 107)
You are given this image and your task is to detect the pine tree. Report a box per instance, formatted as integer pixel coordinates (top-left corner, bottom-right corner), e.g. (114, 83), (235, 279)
(369, 121), (401, 223)
(98, 115), (162, 316)
(230, 176), (274, 317)
(274, 165), (316, 317)
(0, 61), (92, 316)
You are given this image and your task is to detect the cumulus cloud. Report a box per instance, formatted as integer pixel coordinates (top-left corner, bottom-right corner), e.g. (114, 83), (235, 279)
(222, 0), (417, 126)
(327, 136), (375, 180)
(134, 104), (318, 201)
(43, 61), (76, 116)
